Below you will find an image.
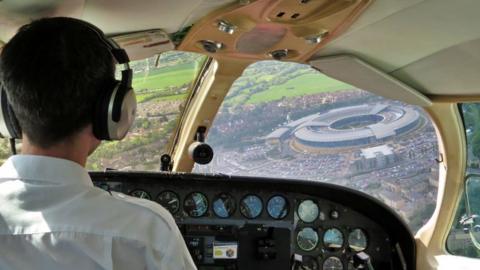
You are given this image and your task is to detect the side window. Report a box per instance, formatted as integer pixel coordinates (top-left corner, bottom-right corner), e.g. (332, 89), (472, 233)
(447, 104), (480, 258)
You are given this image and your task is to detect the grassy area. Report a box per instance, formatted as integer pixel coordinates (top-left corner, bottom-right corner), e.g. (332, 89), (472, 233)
(246, 74), (353, 104)
(136, 91), (187, 103)
(150, 93), (187, 102)
(133, 68), (195, 91)
(133, 62), (199, 103)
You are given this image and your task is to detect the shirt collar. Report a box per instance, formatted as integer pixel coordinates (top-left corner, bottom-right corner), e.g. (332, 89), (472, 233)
(0, 155), (93, 187)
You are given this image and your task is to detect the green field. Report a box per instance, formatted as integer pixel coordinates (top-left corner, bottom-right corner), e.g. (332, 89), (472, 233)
(131, 60), (353, 106)
(246, 74), (352, 104)
(136, 92), (187, 103)
(132, 61), (201, 104)
(150, 93), (188, 102)
(133, 62), (198, 91)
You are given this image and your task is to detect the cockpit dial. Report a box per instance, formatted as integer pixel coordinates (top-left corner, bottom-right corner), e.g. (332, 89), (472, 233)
(348, 229), (368, 252)
(184, 192), (208, 217)
(240, 194), (263, 219)
(156, 191), (180, 214)
(297, 227), (319, 252)
(213, 193), (236, 218)
(323, 257), (343, 270)
(267, 195), (289, 220)
(323, 228), (344, 250)
(298, 200), (319, 223)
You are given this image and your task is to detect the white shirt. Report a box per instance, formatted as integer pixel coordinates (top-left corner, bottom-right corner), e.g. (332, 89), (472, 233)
(0, 155), (197, 270)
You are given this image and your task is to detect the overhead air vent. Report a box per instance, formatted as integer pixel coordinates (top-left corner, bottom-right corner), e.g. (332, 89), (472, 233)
(291, 13), (300, 19)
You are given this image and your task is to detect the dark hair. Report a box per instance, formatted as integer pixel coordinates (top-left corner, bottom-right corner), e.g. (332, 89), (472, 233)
(0, 17), (114, 147)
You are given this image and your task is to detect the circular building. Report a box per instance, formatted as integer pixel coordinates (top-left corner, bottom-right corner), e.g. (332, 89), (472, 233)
(266, 104), (421, 151)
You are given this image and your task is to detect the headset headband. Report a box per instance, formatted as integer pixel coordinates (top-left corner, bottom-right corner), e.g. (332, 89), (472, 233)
(77, 20), (134, 122)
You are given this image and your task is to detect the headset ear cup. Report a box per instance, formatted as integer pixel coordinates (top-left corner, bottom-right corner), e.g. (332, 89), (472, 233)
(6, 102), (21, 139)
(93, 81), (118, 140)
(107, 88), (136, 140)
(0, 87), (21, 139)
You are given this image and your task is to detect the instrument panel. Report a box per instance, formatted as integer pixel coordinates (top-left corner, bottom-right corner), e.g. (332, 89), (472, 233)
(92, 172), (414, 270)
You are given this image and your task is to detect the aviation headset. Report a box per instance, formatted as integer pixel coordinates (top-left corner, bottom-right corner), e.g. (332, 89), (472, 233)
(0, 19), (137, 141)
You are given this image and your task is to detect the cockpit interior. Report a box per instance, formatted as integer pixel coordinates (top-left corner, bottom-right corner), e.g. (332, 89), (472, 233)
(2, 0), (480, 269)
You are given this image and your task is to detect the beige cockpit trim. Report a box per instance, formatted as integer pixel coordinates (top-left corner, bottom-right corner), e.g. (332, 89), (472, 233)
(172, 58), (251, 172)
(416, 103), (467, 269)
(178, 0), (372, 63)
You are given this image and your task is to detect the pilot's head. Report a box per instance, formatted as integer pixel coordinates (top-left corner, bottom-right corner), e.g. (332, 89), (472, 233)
(0, 17), (115, 153)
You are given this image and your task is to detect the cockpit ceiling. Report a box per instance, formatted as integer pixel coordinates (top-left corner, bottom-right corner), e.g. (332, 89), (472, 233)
(0, 0), (236, 41)
(315, 0), (480, 96)
(2, 0), (480, 96)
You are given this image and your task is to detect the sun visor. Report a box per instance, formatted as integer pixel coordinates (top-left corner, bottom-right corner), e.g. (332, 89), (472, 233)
(310, 55), (432, 107)
(112, 30), (175, 61)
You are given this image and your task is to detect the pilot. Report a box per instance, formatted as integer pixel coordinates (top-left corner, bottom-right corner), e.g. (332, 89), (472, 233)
(0, 17), (196, 270)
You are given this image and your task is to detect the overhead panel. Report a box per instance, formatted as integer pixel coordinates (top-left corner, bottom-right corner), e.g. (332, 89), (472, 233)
(178, 0), (372, 62)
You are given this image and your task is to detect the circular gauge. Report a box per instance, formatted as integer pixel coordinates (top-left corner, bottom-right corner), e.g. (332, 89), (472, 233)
(267, 195), (289, 220)
(296, 227), (319, 252)
(323, 228), (344, 250)
(348, 229), (368, 252)
(298, 200), (319, 223)
(184, 192), (208, 217)
(213, 193), (236, 218)
(323, 257), (343, 270)
(296, 256), (319, 270)
(156, 191), (180, 214)
(129, 189), (151, 200)
(240, 195), (263, 219)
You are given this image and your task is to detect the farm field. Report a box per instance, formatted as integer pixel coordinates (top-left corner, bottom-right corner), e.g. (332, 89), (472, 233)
(133, 62), (198, 92)
(246, 73), (352, 104)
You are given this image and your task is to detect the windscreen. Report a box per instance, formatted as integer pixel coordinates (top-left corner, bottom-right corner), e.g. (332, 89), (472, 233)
(194, 60), (440, 233)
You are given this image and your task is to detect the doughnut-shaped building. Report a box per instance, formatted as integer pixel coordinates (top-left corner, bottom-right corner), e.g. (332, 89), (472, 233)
(266, 104), (420, 150)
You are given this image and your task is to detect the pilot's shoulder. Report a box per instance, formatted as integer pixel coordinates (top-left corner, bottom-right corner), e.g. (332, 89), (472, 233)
(89, 188), (178, 234)
(116, 191), (175, 225)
